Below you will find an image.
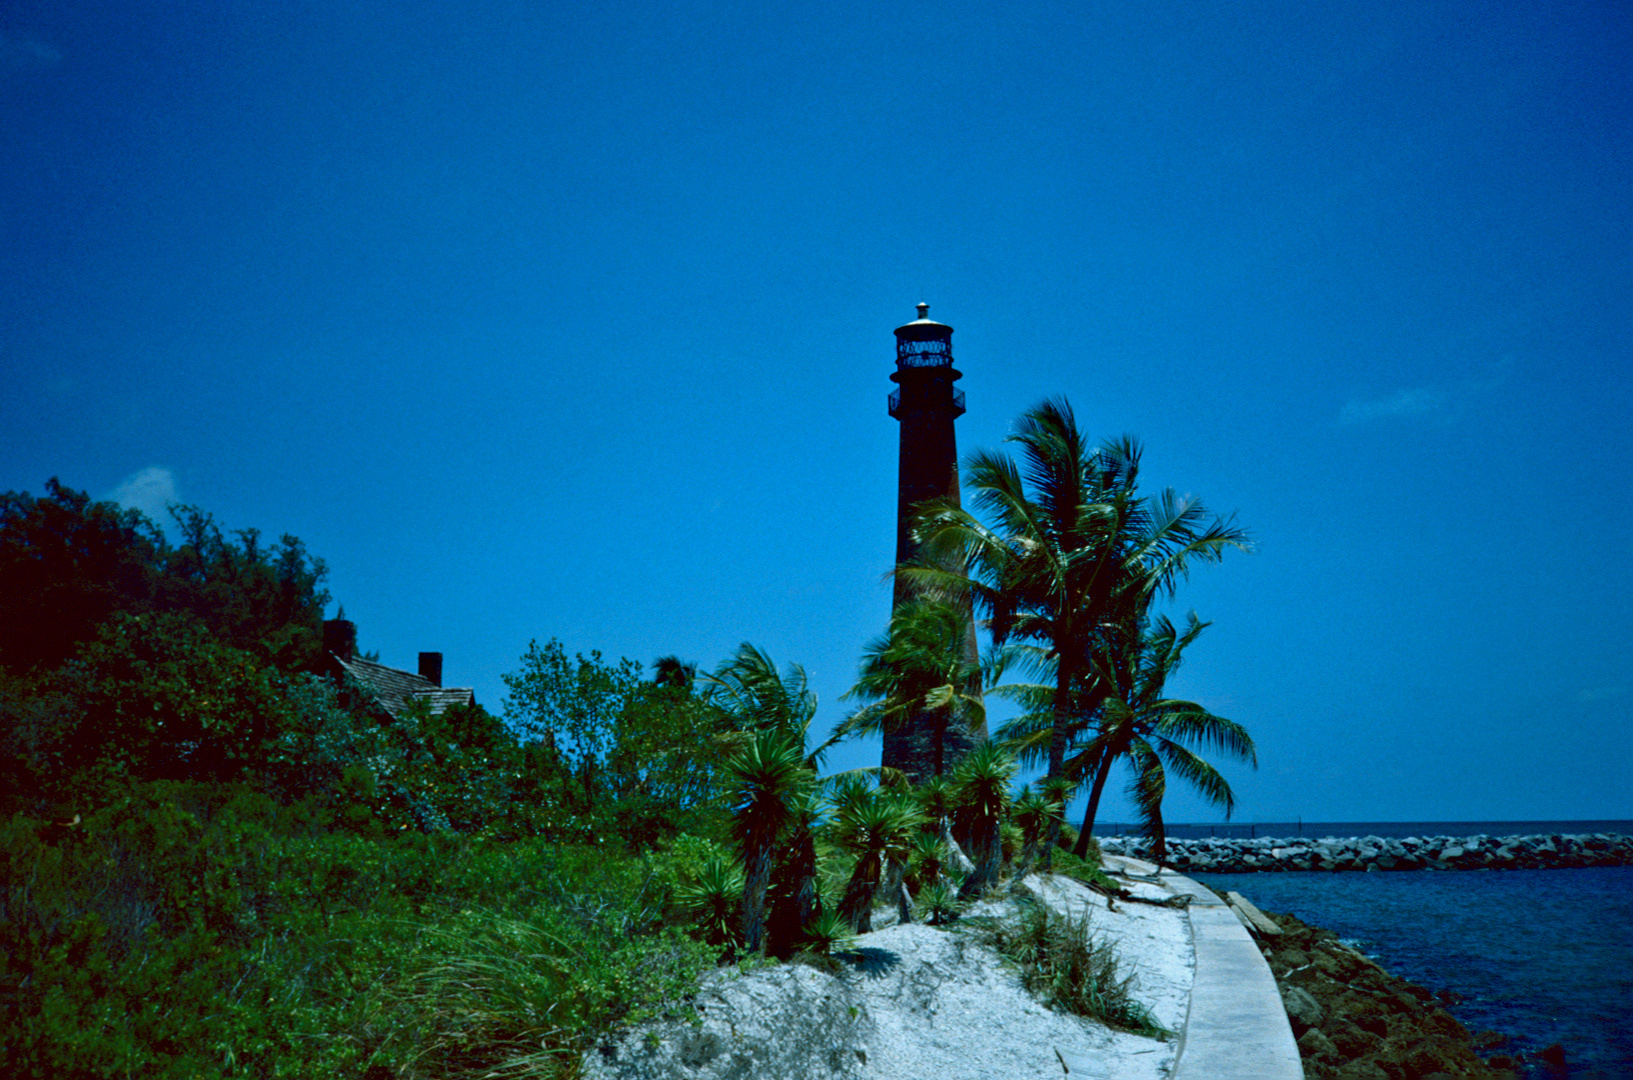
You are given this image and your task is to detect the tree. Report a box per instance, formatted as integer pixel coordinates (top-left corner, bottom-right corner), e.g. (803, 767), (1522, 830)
(0, 481), (331, 676)
(703, 643), (819, 740)
(951, 741), (1016, 898)
(1071, 613), (1256, 860)
(651, 655), (699, 692)
(705, 643), (854, 954)
(907, 397), (1250, 864)
(501, 638), (643, 810)
(722, 725), (813, 953)
(1, 611), (316, 806)
(158, 506), (330, 671)
(830, 784), (923, 932)
(836, 599), (986, 778)
(0, 479), (163, 672)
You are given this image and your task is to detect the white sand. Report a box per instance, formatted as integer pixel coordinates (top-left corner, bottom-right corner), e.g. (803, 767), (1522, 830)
(583, 867), (1195, 1080)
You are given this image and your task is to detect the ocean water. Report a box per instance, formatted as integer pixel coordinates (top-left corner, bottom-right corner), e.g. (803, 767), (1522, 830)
(1192, 866), (1633, 1076)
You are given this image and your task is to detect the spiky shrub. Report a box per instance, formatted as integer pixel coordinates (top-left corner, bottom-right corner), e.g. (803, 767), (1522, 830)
(1011, 785), (1065, 880)
(916, 774), (958, 828)
(676, 854), (745, 948)
(915, 881), (965, 926)
(830, 786), (923, 933)
(909, 831), (948, 888)
(765, 792), (824, 958)
(1000, 821), (1022, 867)
(976, 900), (1165, 1037)
(799, 910), (857, 957)
(952, 742), (1016, 898)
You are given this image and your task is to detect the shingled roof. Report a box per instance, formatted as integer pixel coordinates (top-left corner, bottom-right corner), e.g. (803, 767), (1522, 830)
(333, 653), (476, 720)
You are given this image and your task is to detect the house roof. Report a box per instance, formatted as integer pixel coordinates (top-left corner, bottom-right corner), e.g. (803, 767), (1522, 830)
(332, 653), (476, 719)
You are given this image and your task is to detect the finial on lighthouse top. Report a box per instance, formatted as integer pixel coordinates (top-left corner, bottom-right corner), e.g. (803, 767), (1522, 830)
(916, 301), (930, 321)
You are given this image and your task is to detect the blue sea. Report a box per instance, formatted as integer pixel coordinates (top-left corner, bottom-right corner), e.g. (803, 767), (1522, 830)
(1154, 822), (1633, 1077)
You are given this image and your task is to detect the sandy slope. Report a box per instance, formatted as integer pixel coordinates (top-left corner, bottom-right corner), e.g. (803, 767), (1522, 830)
(582, 870), (1194, 1080)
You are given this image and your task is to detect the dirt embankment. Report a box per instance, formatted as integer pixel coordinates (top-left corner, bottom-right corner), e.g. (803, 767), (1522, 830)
(1255, 909), (1568, 1078)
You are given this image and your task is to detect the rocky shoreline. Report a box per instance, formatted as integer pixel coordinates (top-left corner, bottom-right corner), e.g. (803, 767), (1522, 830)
(1235, 899), (1566, 1078)
(1099, 832), (1633, 873)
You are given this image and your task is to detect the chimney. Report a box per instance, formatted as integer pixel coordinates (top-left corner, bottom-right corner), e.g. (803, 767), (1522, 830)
(323, 619), (357, 659)
(418, 652), (443, 687)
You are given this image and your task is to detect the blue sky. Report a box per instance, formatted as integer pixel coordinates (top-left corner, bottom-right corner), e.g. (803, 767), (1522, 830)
(4, 0), (1629, 824)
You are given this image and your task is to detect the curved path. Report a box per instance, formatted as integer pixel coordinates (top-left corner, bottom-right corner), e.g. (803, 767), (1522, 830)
(1103, 854), (1302, 1080)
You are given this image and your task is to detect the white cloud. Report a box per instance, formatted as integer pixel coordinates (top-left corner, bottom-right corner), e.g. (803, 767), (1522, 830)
(107, 467), (179, 522)
(1339, 387), (1448, 426)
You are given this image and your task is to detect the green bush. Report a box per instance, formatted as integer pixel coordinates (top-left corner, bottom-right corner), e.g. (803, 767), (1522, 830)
(1, 784), (716, 1078)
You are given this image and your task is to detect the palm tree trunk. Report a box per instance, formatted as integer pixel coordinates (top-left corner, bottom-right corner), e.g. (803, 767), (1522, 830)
(883, 855), (913, 924)
(1149, 804), (1168, 867)
(741, 841), (774, 953)
(940, 817), (975, 876)
(1071, 745), (1117, 858)
(838, 853), (881, 934)
(1040, 655), (1075, 870)
(959, 815), (1002, 899)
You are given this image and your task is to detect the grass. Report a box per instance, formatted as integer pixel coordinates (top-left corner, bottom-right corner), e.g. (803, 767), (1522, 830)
(969, 898), (1168, 1038)
(1, 794), (718, 1079)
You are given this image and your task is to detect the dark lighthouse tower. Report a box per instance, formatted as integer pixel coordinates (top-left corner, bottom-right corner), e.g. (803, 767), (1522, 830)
(883, 303), (985, 780)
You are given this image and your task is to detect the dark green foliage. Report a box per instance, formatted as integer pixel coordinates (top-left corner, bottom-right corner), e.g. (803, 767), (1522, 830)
(837, 598), (985, 779)
(1, 782), (714, 1079)
(0, 481), (338, 811)
(0, 479), (163, 672)
(157, 505), (330, 671)
(674, 850), (746, 948)
(951, 742), (1016, 898)
(0, 480), (329, 676)
(502, 638), (735, 847)
(914, 880), (965, 925)
(2, 614), (329, 812)
(830, 783), (922, 932)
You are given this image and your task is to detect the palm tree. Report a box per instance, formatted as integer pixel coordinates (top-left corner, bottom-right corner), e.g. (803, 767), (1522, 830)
(831, 784), (924, 932)
(1010, 782), (1067, 883)
(952, 741), (1016, 898)
(836, 599), (986, 779)
(706, 643), (853, 955)
(1069, 612), (1256, 858)
(914, 772), (975, 876)
(906, 397), (1250, 865)
(651, 655), (699, 692)
(704, 642), (819, 738)
(723, 724), (813, 954)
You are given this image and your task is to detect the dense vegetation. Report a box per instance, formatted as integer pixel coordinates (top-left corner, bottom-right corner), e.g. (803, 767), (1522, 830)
(3, 402), (1250, 1076)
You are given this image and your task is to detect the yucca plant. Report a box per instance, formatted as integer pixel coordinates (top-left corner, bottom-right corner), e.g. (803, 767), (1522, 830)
(676, 854), (746, 948)
(914, 880), (965, 925)
(836, 598), (986, 780)
(831, 785), (924, 933)
(799, 909), (857, 957)
(724, 725), (814, 954)
(909, 831), (948, 888)
(952, 741), (1016, 899)
(1010, 782), (1066, 882)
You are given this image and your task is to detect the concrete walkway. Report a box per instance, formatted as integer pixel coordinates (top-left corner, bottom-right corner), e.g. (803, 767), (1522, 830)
(1103, 855), (1303, 1080)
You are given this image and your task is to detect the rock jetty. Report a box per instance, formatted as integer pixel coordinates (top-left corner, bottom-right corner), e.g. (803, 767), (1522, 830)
(1097, 832), (1633, 873)
(1255, 908), (1538, 1077)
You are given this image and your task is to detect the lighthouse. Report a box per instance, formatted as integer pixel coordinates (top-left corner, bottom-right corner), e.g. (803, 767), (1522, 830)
(883, 303), (985, 780)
